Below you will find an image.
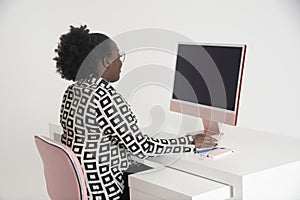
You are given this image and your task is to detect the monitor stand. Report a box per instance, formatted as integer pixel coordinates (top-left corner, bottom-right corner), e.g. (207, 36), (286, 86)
(202, 119), (222, 136)
(186, 119), (222, 136)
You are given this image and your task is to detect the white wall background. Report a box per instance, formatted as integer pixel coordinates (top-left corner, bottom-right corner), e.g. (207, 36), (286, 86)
(0, 0), (299, 199)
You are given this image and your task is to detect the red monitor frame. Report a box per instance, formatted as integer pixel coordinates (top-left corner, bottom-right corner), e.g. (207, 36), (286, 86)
(170, 43), (247, 134)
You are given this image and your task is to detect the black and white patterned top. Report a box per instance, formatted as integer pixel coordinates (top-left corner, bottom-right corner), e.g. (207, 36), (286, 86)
(60, 75), (194, 200)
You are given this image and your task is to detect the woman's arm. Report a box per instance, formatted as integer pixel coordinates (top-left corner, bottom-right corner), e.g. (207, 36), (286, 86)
(96, 89), (195, 159)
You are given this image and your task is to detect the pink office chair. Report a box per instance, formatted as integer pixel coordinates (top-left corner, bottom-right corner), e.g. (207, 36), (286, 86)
(35, 135), (88, 200)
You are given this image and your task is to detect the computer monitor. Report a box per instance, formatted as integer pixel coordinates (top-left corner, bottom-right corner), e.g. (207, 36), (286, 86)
(170, 42), (247, 135)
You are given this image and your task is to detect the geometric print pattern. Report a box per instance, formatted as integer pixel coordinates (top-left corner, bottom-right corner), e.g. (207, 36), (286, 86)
(60, 74), (194, 200)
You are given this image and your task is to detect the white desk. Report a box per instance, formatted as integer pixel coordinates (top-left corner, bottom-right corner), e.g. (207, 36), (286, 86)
(129, 126), (300, 200)
(129, 160), (231, 200)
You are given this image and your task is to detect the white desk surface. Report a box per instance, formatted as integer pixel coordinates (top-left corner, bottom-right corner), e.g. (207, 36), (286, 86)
(150, 126), (300, 177)
(148, 126), (300, 199)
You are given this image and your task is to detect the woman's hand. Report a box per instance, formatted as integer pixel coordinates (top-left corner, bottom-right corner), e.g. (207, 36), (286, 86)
(193, 133), (218, 149)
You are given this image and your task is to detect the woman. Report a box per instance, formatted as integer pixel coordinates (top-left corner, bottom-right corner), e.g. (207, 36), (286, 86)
(54, 25), (217, 200)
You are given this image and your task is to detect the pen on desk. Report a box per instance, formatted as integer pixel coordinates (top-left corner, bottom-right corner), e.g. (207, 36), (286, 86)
(195, 147), (218, 154)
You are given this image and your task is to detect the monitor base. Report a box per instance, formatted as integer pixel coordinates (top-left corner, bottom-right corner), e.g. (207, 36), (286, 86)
(188, 119), (224, 135)
(186, 120), (223, 141)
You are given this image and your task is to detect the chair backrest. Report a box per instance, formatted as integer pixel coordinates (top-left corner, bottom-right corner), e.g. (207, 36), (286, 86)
(35, 135), (88, 200)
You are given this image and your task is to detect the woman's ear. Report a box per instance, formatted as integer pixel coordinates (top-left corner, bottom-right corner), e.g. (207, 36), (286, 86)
(103, 56), (111, 68)
(97, 58), (107, 76)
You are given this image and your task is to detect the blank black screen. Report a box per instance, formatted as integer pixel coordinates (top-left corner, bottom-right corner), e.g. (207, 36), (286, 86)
(172, 44), (243, 111)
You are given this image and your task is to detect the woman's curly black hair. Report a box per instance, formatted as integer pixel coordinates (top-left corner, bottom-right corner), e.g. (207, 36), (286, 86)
(53, 25), (110, 81)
